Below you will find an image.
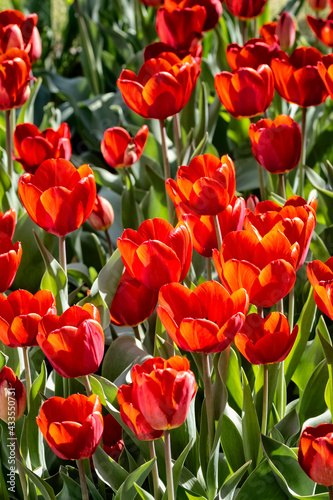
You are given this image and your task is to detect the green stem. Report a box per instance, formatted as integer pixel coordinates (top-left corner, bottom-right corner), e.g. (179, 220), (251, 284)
(213, 215), (222, 251)
(77, 459), (89, 500)
(5, 110), (13, 184)
(173, 114), (182, 166)
(133, 325), (141, 342)
(149, 440), (160, 500)
(276, 299), (284, 314)
(83, 375), (92, 397)
(105, 229), (113, 256)
(261, 364), (269, 435)
(206, 258), (212, 282)
(58, 236), (67, 276)
(202, 352), (214, 453)
(22, 347), (32, 413)
(288, 285), (295, 331)
(241, 20), (248, 45)
(278, 174), (286, 199)
(164, 430), (175, 500)
(14, 431), (28, 500)
(159, 119), (174, 224)
(276, 360), (286, 419)
(298, 107), (307, 198)
(257, 162), (265, 201)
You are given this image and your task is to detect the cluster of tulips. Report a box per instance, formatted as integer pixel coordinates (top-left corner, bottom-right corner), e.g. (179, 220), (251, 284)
(1, 0), (333, 499)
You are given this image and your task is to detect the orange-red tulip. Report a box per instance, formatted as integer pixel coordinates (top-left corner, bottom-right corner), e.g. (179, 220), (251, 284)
(317, 54), (333, 100)
(0, 366), (26, 422)
(227, 38), (280, 71)
(0, 10), (41, 63)
(36, 394), (103, 460)
(214, 64), (274, 119)
(213, 229), (299, 308)
(244, 196), (317, 270)
(224, 0), (268, 19)
(110, 270), (158, 327)
(307, 257), (333, 320)
(271, 47), (328, 107)
(13, 122), (72, 174)
(18, 158), (96, 237)
(117, 218), (192, 291)
(259, 22), (279, 45)
(0, 208), (16, 240)
(144, 40), (203, 63)
(101, 125), (148, 169)
(0, 289), (56, 347)
(88, 195), (114, 232)
(249, 115), (302, 174)
(157, 281), (249, 352)
(164, 0), (222, 31)
(0, 48), (32, 110)
(234, 312), (298, 364)
(166, 154), (236, 216)
(298, 424), (333, 486)
(37, 304), (105, 378)
(0, 233), (22, 292)
(117, 52), (200, 120)
(102, 413), (124, 461)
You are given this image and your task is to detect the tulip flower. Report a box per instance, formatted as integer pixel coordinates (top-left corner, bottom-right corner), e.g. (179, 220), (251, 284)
(234, 312), (298, 364)
(117, 52), (200, 120)
(226, 38), (280, 71)
(144, 40), (203, 63)
(317, 54), (333, 100)
(259, 22), (279, 46)
(0, 366), (26, 422)
(101, 125), (149, 169)
(276, 12), (296, 51)
(0, 208), (16, 240)
(224, 0), (268, 19)
(244, 196), (317, 271)
(307, 257), (333, 320)
(37, 304), (105, 378)
(0, 233), (22, 292)
(214, 64), (275, 119)
(298, 424), (333, 486)
(213, 229), (300, 308)
(0, 289), (57, 347)
(307, 13), (333, 48)
(18, 158), (96, 237)
(36, 394), (103, 460)
(110, 270), (158, 327)
(271, 47), (328, 107)
(157, 280), (249, 352)
(88, 195), (114, 232)
(248, 115), (302, 174)
(117, 218), (192, 291)
(13, 122), (72, 174)
(306, 0), (328, 11)
(139, 0), (162, 6)
(0, 9), (41, 62)
(0, 48), (32, 110)
(102, 413), (124, 461)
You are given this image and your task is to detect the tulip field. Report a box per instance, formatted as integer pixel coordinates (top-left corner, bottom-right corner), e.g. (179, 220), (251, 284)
(2, 0), (333, 498)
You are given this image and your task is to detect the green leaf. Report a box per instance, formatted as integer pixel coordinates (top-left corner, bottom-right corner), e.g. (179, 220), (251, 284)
(220, 409), (245, 473)
(102, 335), (149, 383)
(241, 368), (261, 472)
(226, 347), (242, 413)
(310, 231), (331, 262)
(17, 77), (42, 124)
(115, 459), (155, 500)
(0, 350), (8, 371)
(292, 329), (325, 393)
(16, 461), (56, 500)
(298, 358), (328, 426)
(122, 182), (141, 230)
(90, 374), (119, 406)
(134, 484), (155, 500)
(219, 461), (251, 500)
(93, 445), (128, 491)
(194, 82), (208, 145)
(236, 459), (288, 500)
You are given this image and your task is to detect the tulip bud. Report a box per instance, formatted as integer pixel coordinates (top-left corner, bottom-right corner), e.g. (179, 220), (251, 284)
(0, 366), (26, 423)
(306, 0), (328, 11)
(88, 196), (114, 231)
(276, 12), (296, 50)
(246, 195), (259, 213)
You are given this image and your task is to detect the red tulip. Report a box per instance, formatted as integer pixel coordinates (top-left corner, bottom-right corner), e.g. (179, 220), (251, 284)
(0, 9), (41, 63)
(36, 394), (103, 460)
(166, 154), (236, 216)
(0, 233), (22, 292)
(234, 312), (298, 364)
(0, 366), (26, 423)
(88, 196), (114, 232)
(226, 38), (280, 71)
(13, 122), (72, 174)
(101, 125), (148, 169)
(0, 289), (56, 348)
(298, 424), (333, 486)
(144, 41), (203, 63)
(117, 52), (200, 120)
(37, 304), (105, 378)
(157, 280), (249, 352)
(248, 115), (302, 174)
(271, 47), (328, 107)
(276, 12), (296, 50)
(18, 158), (96, 237)
(164, 0), (222, 31)
(139, 0), (163, 6)
(179, 196), (246, 258)
(317, 54), (333, 100)
(110, 270), (158, 327)
(102, 413), (124, 461)
(307, 13), (333, 48)
(0, 48), (32, 110)
(244, 196), (317, 270)
(224, 0), (268, 19)
(307, 257), (333, 320)
(214, 64), (274, 119)
(0, 208), (16, 240)
(213, 229), (299, 308)
(306, 0), (328, 11)
(117, 218), (192, 291)
(259, 22), (279, 46)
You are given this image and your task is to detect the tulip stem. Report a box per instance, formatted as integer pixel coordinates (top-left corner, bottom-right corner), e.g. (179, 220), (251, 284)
(105, 229), (113, 256)
(13, 430), (28, 500)
(328, 485), (333, 500)
(5, 110), (13, 184)
(159, 119), (174, 224)
(83, 375), (92, 397)
(288, 287), (295, 330)
(77, 459), (89, 500)
(149, 440), (160, 500)
(278, 174), (286, 200)
(241, 20), (248, 45)
(298, 107), (307, 198)
(164, 430), (175, 500)
(261, 364), (269, 435)
(133, 325), (141, 342)
(213, 215), (223, 251)
(173, 114), (182, 165)
(59, 236), (67, 276)
(22, 347), (32, 413)
(257, 163), (265, 201)
(202, 352), (214, 453)
(207, 258), (212, 281)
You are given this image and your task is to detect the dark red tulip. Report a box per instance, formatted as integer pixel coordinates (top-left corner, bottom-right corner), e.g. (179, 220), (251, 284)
(306, 0), (328, 10)
(36, 394), (103, 460)
(0, 9), (41, 63)
(18, 159), (96, 237)
(214, 64), (274, 119)
(144, 41), (203, 63)
(164, 0), (222, 31)
(248, 115), (302, 174)
(139, 0), (163, 5)
(227, 38), (280, 71)
(307, 257), (333, 320)
(224, 0), (268, 19)
(259, 22), (279, 46)
(0, 366), (26, 422)
(13, 122), (72, 174)
(0, 289), (56, 347)
(234, 312), (298, 364)
(0, 48), (32, 110)
(88, 196), (114, 232)
(101, 125), (148, 169)
(271, 47), (328, 107)
(102, 413), (124, 462)
(307, 12), (333, 48)
(298, 424), (333, 486)
(0, 208), (16, 240)
(0, 233), (22, 292)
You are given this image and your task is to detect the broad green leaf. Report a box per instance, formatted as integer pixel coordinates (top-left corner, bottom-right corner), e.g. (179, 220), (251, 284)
(292, 330), (325, 392)
(194, 82), (208, 145)
(226, 347), (242, 413)
(298, 358), (328, 426)
(178, 466), (207, 497)
(102, 335), (149, 382)
(236, 459), (288, 500)
(16, 461), (56, 500)
(17, 77), (42, 125)
(310, 231), (331, 262)
(134, 484), (155, 500)
(93, 445), (128, 491)
(220, 461), (251, 500)
(0, 350), (8, 371)
(241, 369), (261, 472)
(114, 459), (155, 500)
(221, 411), (245, 474)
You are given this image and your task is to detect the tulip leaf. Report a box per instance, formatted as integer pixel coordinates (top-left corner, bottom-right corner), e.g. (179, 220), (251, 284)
(0, 350), (8, 371)
(219, 460), (251, 500)
(226, 347), (243, 413)
(236, 459), (288, 500)
(102, 335), (149, 383)
(273, 408), (300, 445)
(90, 374), (119, 406)
(58, 471), (104, 500)
(134, 484), (155, 500)
(291, 329), (325, 393)
(170, 398), (198, 478)
(93, 445), (128, 490)
(310, 231), (331, 263)
(178, 466), (207, 497)
(220, 408), (245, 474)
(122, 181), (141, 231)
(241, 368), (261, 472)
(114, 459), (155, 500)
(298, 358), (328, 426)
(92, 167), (123, 193)
(194, 82), (208, 146)
(318, 322), (333, 418)
(16, 77), (42, 125)
(16, 461), (56, 500)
